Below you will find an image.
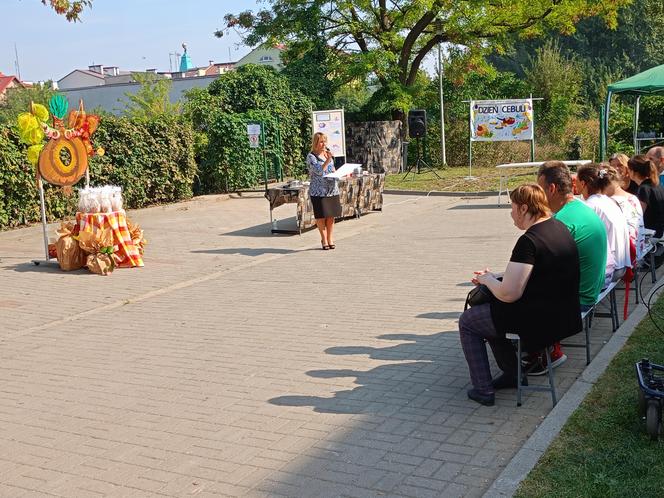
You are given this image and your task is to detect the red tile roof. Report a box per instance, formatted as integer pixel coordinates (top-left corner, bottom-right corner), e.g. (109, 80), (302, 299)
(0, 73), (26, 94)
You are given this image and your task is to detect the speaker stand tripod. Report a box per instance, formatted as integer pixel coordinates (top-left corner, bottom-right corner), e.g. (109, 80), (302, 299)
(403, 137), (441, 180)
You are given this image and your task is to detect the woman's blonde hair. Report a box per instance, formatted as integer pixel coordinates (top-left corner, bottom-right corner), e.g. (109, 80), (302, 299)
(510, 183), (550, 219)
(609, 153), (629, 172)
(310, 132), (328, 152)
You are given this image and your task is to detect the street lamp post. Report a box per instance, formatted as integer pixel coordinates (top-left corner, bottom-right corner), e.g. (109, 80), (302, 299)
(435, 21), (447, 166)
(438, 42), (446, 166)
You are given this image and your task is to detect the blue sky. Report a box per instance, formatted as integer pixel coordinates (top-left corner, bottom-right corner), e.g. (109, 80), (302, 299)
(2, 0), (261, 82)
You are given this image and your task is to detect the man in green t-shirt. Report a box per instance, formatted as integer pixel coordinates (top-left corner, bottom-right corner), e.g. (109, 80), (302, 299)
(526, 161), (608, 374)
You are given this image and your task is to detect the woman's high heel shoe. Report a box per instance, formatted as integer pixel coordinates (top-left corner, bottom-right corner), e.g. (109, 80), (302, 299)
(321, 241), (330, 250)
(328, 243), (336, 249)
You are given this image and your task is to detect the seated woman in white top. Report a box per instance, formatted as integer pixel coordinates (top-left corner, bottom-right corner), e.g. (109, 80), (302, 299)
(604, 165), (646, 262)
(577, 163), (631, 285)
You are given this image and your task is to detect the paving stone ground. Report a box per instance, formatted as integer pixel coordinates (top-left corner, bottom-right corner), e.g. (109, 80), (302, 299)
(0, 193), (648, 497)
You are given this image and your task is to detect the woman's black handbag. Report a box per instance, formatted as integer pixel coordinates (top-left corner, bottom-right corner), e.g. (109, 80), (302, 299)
(464, 284), (496, 311)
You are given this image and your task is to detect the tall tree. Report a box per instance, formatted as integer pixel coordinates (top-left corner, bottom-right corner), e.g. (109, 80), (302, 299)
(122, 73), (180, 119)
(490, 0), (664, 107)
(40, 0), (92, 21)
(220, 0), (630, 120)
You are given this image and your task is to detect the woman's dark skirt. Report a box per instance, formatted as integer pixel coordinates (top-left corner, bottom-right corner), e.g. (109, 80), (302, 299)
(311, 195), (342, 219)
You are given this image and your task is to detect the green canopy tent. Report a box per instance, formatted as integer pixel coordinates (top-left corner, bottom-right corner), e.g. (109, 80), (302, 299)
(602, 64), (664, 159)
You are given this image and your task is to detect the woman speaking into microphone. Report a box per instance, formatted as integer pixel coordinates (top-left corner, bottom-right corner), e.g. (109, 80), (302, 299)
(307, 132), (342, 250)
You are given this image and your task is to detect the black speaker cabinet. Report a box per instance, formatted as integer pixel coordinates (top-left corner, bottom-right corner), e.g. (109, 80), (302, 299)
(408, 109), (427, 139)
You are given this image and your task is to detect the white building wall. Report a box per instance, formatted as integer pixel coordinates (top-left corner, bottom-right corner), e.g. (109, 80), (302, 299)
(60, 75), (221, 114)
(236, 47), (283, 71)
(58, 72), (105, 90)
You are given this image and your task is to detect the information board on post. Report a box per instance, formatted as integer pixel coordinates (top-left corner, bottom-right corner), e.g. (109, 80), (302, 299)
(470, 99), (534, 142)
(312, 109), (346, 158)
(247, 123), (262, 148)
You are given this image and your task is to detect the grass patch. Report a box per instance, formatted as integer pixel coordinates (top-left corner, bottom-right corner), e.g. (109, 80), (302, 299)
(515, 292), (664, 498)
(384, 167), (539, 193)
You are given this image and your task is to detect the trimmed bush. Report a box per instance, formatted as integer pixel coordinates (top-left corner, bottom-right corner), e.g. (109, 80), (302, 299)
(185, 65), (313, 192)
(90, 115), (197, 207)
(0, 115), (196, 230)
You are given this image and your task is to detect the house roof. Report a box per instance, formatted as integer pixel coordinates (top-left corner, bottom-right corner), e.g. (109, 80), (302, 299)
(0, 73), (26, 94)
(57, 69), (106, 83)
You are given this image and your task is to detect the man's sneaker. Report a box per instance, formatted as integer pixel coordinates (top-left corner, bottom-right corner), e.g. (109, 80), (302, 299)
(523, 349), (567, 376)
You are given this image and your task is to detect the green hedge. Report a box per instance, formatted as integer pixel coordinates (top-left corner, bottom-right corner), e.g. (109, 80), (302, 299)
(0, 115), (197, 230)
(185, 65), (313, 192)
(90, 116), (197, 208)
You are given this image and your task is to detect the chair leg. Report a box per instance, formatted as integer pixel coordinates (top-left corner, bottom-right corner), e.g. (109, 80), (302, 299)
(516, 338), (523, 407)
(651, 250), (657, 284)
(544, 347), (557, 406)
(610, 289), (618, 332)
(635, 272), (640, 305)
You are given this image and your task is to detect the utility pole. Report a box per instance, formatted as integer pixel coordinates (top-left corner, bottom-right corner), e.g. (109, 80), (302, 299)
(438, 41), (446, 166)
(434, 20), (446, 166)
(14, 43), (21, 80)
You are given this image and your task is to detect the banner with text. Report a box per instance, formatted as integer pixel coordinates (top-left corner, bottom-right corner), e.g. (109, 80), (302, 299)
(470, 99), (533, 142)
(312, 109), (346, 157)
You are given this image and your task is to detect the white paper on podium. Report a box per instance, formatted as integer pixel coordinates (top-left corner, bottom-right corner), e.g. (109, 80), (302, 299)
(324, 163), (361, 179)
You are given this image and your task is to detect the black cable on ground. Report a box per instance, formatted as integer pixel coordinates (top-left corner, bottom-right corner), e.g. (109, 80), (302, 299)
(640, 267), (664, 335)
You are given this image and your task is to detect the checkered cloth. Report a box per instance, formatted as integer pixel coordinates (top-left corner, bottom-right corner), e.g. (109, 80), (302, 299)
(76, 211), (144, 268)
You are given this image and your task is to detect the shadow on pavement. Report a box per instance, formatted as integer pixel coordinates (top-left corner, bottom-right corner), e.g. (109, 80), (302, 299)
(269, 331), (464, 416)
(448, 204), (511, 210)
(416, 311), (462, 320)
(6, 261), (88, 274)
(221, 219), (299, 237)
(264, 330), (489, 495)
(191, 247), (301, 256)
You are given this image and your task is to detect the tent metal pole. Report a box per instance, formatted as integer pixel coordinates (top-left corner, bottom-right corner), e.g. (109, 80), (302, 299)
(634, 95), (641, 154)
(604, 91), (612, 157)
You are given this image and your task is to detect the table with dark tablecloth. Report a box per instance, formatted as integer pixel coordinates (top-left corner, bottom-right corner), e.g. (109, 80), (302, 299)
(265, 173), (385, 234)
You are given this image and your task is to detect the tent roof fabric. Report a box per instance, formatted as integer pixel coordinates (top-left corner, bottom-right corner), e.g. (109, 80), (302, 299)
(607, 64), (664, 95)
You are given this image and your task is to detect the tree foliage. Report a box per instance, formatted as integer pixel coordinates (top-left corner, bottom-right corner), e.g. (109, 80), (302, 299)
(0, 82), (57, 125)
(491, 0), (663, 107)
(524, 41), (582, 141)
(121, 73), (180, 119)
(184, 65), (313, 191)
(222, 0), (630, 117)
(40, 0), (92, 21)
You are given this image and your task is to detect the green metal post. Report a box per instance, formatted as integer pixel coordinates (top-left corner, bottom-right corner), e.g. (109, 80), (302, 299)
(274, 116), (284, 181)
(599, 104), (606, 160)
(530, 94), (536, 162)
(261, 121), (268, 190)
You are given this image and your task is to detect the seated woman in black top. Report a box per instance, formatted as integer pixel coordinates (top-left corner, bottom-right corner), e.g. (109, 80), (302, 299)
(628, 154), (664, 238)
(459, 184), (582, 406)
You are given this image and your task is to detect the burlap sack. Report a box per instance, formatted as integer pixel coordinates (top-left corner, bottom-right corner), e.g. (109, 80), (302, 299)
(78, 229), (116, 275)
(85, 253), (114, 276)
(54, 222), (86, 271)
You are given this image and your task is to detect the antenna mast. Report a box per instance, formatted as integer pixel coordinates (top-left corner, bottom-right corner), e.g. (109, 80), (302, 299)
(14, 43), (21, 80)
